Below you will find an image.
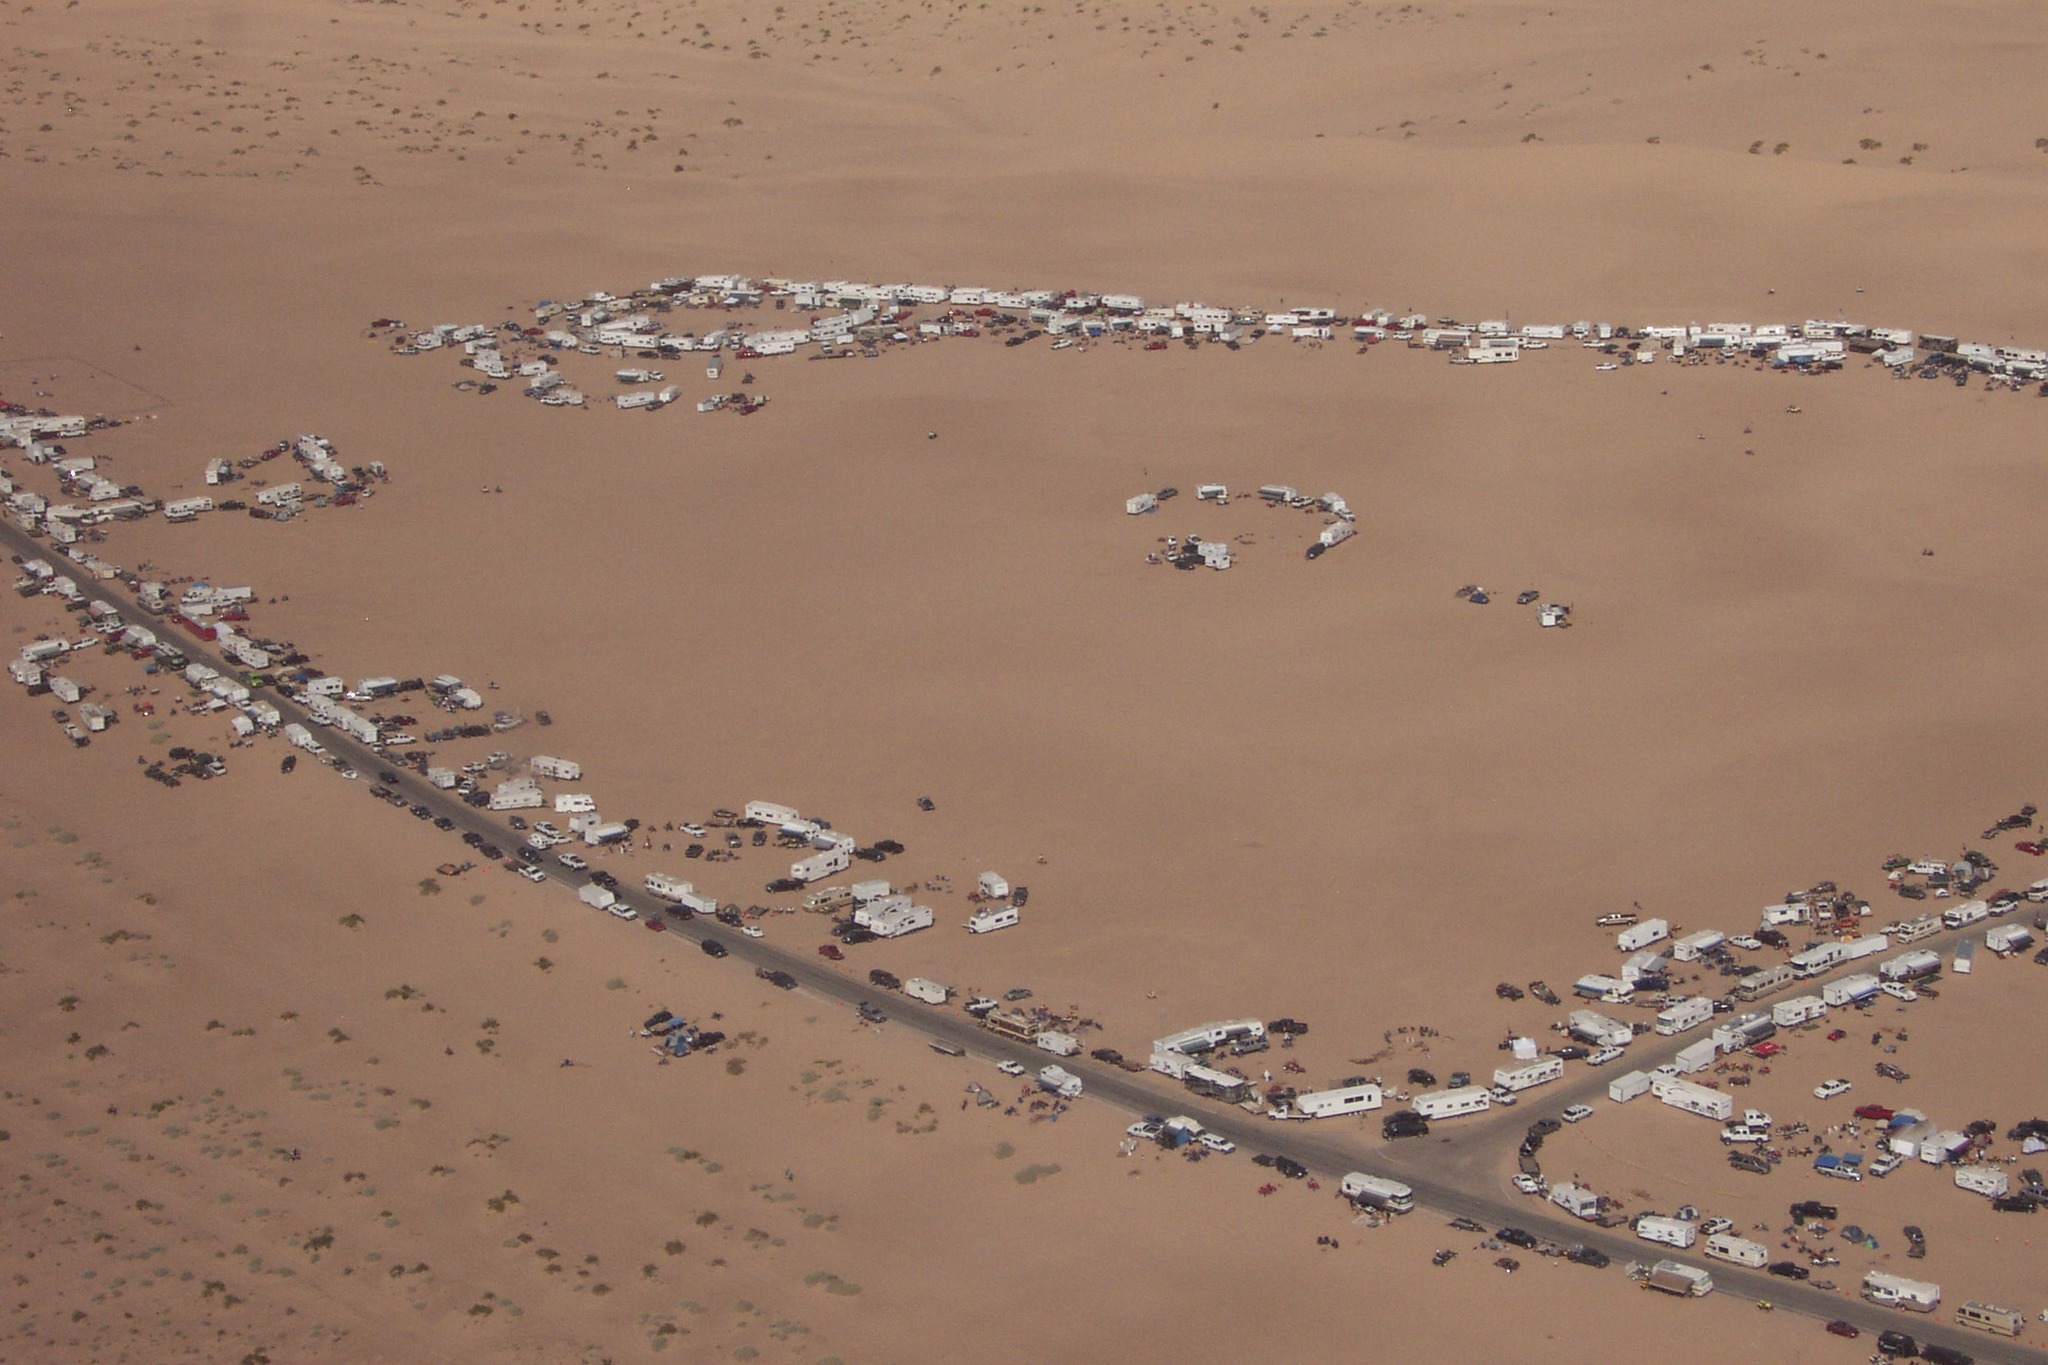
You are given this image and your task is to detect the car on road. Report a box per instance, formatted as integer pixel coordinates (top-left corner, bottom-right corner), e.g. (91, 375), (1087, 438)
(756, 968), (797, 990)
(1921, 1344), (1973, 1365)
(1382, 1113), (1430, 1139)
(1496, 1227), (1539, 1249)
(517, 847), (544, 864)
(589, 870), (618, 889)
(1197, 1133), (1236, 1154)
(478, 844), (503, 860)
(1511, 1174), (1545, 1195)
(997, 1060), (1027, 1077)
(605, 904), (637, 921)
(1768, 1261), (1811, 1281)
(1528, 1117), (1563, 1137)
(867, 969), (901, 990)
(1561, 1105), (1594, 1124)
(1876, 1329), (1918, 1358)
(558, 852), (587, 870)
(856, 1002), (886, 1024)
(1825, 1320), (1860, 1339)
(507, 815), (528, 830)
(1814, 1078), (1853, 1099)
(1586, 1047), (1624, 1067)
(817, 944), (844, 961)
(516, 865), (546, 883)
(1487, 1087), (1518, 1106)
(378, 769), (400, 784)
(698, 936), (729, 958)
(740, 925), (763, 938)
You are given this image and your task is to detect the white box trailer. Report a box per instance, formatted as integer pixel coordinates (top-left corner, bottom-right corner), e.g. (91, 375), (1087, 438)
(1411, 1087), (1491, 1121)
(745, 800), (801, 826)
(1655, 996), (1714, 1035)
(1671, 930), (1726, 963)
(1842, 933), (1889, 961)
(426, 767), (458, 789)
(903, 977), (951, 1005)
(849, 879), (892, 904)
(1862, 1271), (1940, 1313)
(578, 884), (617, 911)
(1653, 1076), (1733, 1121)
(282, 722), (320, 752)
(1635, 1216), (1697, 1250)
(1125, 492), (1158, 516)
(530, 754), (581, 781)
(553, 793), (597, 814)
(1608, 1070), (1653, 1103)
(1340, 1173), (1413, 1212)
(1616, 918), (1670, 952)
(1291, 1083), (1384, 1118)
(1822, 973), (1881, 1007)
(1919, 1130), (1974, 1165)
(1035, 1031), (1080, 1057)
(1549, 1183), (1601, 1219)
(490, 781), (544, 811)
(1772, 995), (1828, 1026)
(1880, 949), (1942, 982)
(1953, 939), (1975, 974)
(1493, 1058), (1564, 1092)
(1704, 1233), (1769, 1268)
(977, 870), (1010, 899)
(1567, 1010), (1633, 1049)
(1955, 1165), (2009, 1197)
(791, 846), (851, 882)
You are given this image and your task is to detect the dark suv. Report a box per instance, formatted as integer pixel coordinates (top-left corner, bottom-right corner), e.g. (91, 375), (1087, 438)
(700, 938), (729, 959)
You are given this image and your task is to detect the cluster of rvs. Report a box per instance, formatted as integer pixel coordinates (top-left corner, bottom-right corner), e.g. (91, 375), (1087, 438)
(382, 271), (2048, 415)
(1127, 484), (1357, 569)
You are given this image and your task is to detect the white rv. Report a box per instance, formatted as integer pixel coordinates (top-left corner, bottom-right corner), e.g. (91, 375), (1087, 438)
(1492, 1058), (1564, 1093)
(1615, 918), (1670, 953)
(1703, 1233), (1769, 1268)
(966, 906), (1019, 934)
(1037, 1066), (1083, 1099)
(791, 846), (852, 883)
(1821, 974), (1881, 1007)
(1670, 930), (1727, 963)
(1288, 1084), (1384, 1119)
(1635, 1216), (1696, 1250)
(1339, 1173), (1413, 1213)
(1410, 1087), (1491, 1121)
(1549, 1183), (1601, 1219)
(1567, 1010), (1633, 1049)
(1652, 1076), (1733, 1121)
(902, 978), (951, 1006)
(1771, 995), (1828, 1027)
(1654, 997), (1714, 1036)
(1942, 899), (1990, 929)
(1034, 1031), (1080, 1057)
(1861, 1271), (1940, 1313)
(1608, 1070), (1652, 1103)
(644, 873), (695, 903)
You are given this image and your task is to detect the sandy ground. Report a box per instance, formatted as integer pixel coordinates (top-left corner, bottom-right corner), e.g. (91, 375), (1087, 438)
(6, 0), (2048, 1359)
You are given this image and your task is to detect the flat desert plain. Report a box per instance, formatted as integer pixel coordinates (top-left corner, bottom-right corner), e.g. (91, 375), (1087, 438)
(5, 0), (2048, 1361)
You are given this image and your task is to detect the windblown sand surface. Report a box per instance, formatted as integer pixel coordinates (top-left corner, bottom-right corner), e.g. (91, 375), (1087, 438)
(5, 0), (2048, 1360)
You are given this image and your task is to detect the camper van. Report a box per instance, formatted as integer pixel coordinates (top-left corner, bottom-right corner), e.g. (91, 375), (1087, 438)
(1340, 1173), (1413, 1213)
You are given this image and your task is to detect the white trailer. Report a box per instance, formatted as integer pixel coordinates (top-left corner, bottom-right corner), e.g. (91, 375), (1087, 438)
(902, 977), (951, 1006)
(1704, 1234), (1769, 1268)
(1410, 1087), (1491, 1121)
(1879, 949), (1942, 982)
(644, 873), (695, 903)
(1549, 1183), (1601, 1219)
(791, 846), (851, 882)
(1567, 1010), (1633, 1049)
(866, 903), (933, 938)
(1034, 1031), (1080, 1057)
(976, 870), (1010, 900)
(1125, 492), (1158, 516)
(1821, 973), (1881, 1007)
(1986, 923), (2035, 956)
(1645, 1261), (1714, 1297)
(745, 800), (801, 826)
(583, 821), (631, 847)
(1942, 899), (1990, 929)
(1919, 1130), (1974, 1166)
(1772, 995), (1828, 1027)
(1492, 1058), (1564, 1092)
(1670, 930), (1727, 963)
(1290, 1083), (1384, 1118)
(1862, 1271), (1940, 1313)
(1572, 974), (1635, 1005)
(1955, 1165), (2010, 1197)
(1620, 950), (1666, 985)
(1616, 918), (1669, 952)
(1653, 1076), (1733, 1121)
(530, 754), (581, 781)
(849, 878), (892, 905)
(490, 780), (544, 811)
(578, 884), (617, 911)
(426, 767), (458, 790)
(1608, 1070), (1653, 1103)
(1789, 942), (1849, 978)
(1154, 1020), (1266, 1055)
(966, 906), (1019, 934)
(1635, 1216), (1697, 1250)
(1340, 1173), (1413, 1213)
(282, 722), (320, 752)
(1842, 932), (1889, 961)
(1654, 996), (1715, 1036)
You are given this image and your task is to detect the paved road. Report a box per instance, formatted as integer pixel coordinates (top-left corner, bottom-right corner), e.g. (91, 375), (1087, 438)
(7, 523), (2036, 1364)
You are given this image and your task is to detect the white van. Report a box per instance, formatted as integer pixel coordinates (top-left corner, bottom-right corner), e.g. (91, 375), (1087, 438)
(966, 906), (1019, 934)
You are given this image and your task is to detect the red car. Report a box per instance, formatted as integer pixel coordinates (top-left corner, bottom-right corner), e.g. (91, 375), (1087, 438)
(2016, 841), (2045, 856)
(1750, 1041), (1784, 1059)
(1825, 1320), (1860, 1339)
(1827, 1029), (1848, 1041)
(817, 944), (844, 961)
(1854, 1104), (1895, 1122)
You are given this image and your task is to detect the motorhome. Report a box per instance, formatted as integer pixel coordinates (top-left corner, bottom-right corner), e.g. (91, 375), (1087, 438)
(1892, 913), (1942, 944)
(1339, 1173), (1413, 1213)
(1712, 1012), (1777, 1054)
(1956, 1302), (2025, 1337)
(1037, 1066), (1083, 1099)
(1734, 963), (1796, 1000)
(1862, 1271), (1940, 1313)
(1942, 899), (1990, 930)
(1492, 1058), (1564, 1092)
(1654, 997), (1714, 1036)
(1703, 1233), (1769, 1268)
(1789, 942), (1849, 978)
(643, 873), (695, 903)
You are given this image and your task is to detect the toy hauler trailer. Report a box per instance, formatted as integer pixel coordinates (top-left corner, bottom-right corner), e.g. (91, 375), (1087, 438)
(1670, 930), (1726, 962)
(1655, 996), (1714, 1035)
(1410, 1087), (1491, 1121)
(1880, 949), (1942, 982)
(1862, 1271), (1940, 1313)
(583, 822), (631, 847)
(1340, 1173), (1414, 1213)
(1289, 1083), (1384, 1118)
(1492, 1057), (1564, 1092)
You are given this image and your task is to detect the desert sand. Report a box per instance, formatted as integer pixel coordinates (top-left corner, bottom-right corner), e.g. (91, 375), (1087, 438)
(5, 0), (2048, 1360)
